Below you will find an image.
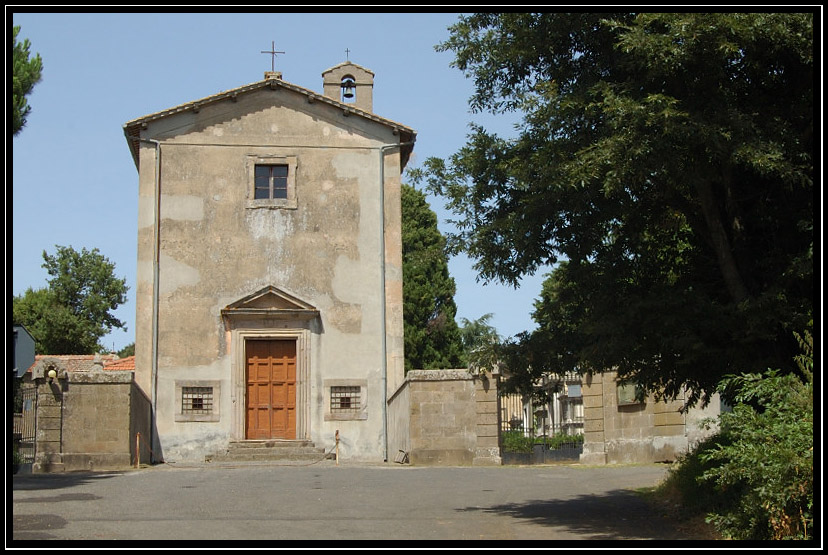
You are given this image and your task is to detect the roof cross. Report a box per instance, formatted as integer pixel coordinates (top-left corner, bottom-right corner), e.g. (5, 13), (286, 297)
(260, 41), (285, 72)
(345, 48), (351, 61)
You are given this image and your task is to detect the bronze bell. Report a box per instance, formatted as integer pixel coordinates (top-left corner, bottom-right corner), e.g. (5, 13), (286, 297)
(341, 77), (355, 99)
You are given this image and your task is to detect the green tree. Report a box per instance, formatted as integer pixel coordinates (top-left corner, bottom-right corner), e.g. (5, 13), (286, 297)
(12, 25), (43, 136)
(413, 13), (813, 405)
(117, 343), (135, 358)
(458, 313), (500, 373)
(402, 184), (464, 372)
(13, 246), (129, 354)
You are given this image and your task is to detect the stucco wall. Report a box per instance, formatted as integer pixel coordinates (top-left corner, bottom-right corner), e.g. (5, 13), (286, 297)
(131, 83), (406, 463)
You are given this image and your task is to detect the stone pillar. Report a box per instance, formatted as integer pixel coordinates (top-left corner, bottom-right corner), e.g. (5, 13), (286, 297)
(579, 372), (608, 465)
(33, 380), (65, 473)
(652, 394), (688, 462)
(473, 370), (502, 466)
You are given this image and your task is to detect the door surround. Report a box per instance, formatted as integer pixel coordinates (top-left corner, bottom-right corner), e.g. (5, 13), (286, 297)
(222, 286), (318, 442)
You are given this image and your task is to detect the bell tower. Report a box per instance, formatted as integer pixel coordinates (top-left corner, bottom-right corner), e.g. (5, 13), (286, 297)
(322, 61), (374, 113)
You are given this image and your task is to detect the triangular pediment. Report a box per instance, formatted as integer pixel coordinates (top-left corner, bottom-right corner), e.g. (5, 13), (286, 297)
(222, 286), (318, 320)
(123, 74), (415, 170)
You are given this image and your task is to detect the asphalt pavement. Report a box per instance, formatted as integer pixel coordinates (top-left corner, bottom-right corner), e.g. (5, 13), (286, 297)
(10, 460), (714, 545)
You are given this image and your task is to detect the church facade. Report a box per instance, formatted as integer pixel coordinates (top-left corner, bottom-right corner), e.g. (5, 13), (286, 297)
(123, 61), (415, 463)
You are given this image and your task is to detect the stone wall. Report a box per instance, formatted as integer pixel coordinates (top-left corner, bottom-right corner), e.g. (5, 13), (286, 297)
(27, 371), (152, 473)
(388, 369), (501, 466)
(385, 372), (411, 461)
(580, 371), (720, 465)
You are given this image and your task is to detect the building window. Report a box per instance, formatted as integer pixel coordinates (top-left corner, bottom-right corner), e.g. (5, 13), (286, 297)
(566, 384), (582, 398)
(175, 380), (221, 422)
(331, 386), (361, 412)
(324, 379), (368, 421)
(246, 155), (298, 210)
(255, 164), (289, 200)
(182, 387), (213, 415)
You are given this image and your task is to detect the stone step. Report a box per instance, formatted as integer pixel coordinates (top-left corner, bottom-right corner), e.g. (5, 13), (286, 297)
(208, 440), (334, 464)
(227, 440), (316, 449)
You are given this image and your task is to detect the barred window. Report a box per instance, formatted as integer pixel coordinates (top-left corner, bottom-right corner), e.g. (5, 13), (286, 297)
(331, 386), (361, 412)
(175, 381), (220, 422)
(182, 386), (214, 415)
(324, 380), (367, 421)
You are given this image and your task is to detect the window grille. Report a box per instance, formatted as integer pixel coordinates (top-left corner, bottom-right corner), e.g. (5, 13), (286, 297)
(331, 385), (360, 412)
(182, 386), (214, 415)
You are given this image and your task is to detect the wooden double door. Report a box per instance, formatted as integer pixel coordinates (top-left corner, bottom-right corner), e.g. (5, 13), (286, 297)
(246, 339), (296, 440)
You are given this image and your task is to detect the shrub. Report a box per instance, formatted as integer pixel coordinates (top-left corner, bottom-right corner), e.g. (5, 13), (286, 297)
(542, 433), (584, 450)
(657, 433), (737, 517)
(698, 331), (814, 540)
(501, 430), (584, 452)
(501, 430), (534, 453)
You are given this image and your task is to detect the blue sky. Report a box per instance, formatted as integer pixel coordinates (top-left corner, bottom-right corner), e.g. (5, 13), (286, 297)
(11, 11), (552, 352)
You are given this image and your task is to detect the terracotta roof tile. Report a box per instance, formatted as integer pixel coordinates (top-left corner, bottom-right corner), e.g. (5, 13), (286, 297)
(103, 356), (135, 371)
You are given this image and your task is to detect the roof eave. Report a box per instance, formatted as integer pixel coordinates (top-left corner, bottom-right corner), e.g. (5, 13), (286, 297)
(123, 77), (417, 170)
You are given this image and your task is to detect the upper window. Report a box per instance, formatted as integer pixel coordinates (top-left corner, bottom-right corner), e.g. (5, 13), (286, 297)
(255, 164), (289, 200)
(247, 155), (298, 210)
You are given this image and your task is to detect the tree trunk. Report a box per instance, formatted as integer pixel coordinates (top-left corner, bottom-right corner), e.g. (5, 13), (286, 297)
(695, 179), (750, 304)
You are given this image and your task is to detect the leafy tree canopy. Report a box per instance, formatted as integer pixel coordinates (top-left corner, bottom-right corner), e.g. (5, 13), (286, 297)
(117, 343), (135, 358)
(12, 25), (43, 136)
(458, 313), (501, 374)
(413, 13), (814, 405)
(402, 184), (464, 372)
(13, 246), (129, 355)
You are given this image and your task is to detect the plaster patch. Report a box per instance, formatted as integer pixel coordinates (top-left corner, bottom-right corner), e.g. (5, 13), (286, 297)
(332, 150), (374, 179)
(327, 303), (362, 334)
(332, 254), (372, 305)
(159, 254), (201, 294)
(245, 206), (294, 242)
(160, 195), (204, 221)
(137, 196), (155, 229)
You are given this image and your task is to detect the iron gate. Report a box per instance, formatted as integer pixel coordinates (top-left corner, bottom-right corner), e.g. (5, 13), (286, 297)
(14, 387), (37, 464)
